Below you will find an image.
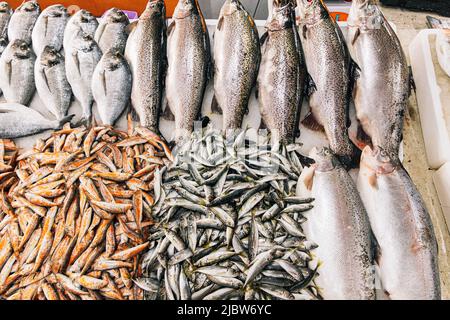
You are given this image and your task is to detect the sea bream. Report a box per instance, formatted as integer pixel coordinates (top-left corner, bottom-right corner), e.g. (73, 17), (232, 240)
(0, 39), (36, 105)
(35, 46), (72, 120)
(0, 2), (12, 41)
(95, 8), (130, 54)
(358, 146), (441, 300)
(7, 0), (40, 44)
(0, 103), (73, 139)
(65, 31), (102, 125)
(63, 9), (98, 55)
(297, 147), (375, 300)
(257, 1), (306, 144)
(347, 0), (411, 160)
(92, 48), (132, 126)
(212, 0), (261, 130)
(125, 0), (166, 133)
(297, 0), (357, 166)
(165, 0), (210, 143)
(31, 4), (69, 54)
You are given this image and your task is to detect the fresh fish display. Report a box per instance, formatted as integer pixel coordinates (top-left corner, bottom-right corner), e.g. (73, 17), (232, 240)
(7, 0), (40, 44)
(257, 1), (306, 144)
(212, 0), (261, 130)
(165, 0), (210, 143)
(0, 103), (72, 138)
(35, 46), (72, 120)
(358, 146), (441, 300)
(297, 148), (375, 300)
(347, 0), (411, 160)
(31, 4), (69, 54)
(297, 0), (357, 166)
(65, 31), (102, 125)
(0, 120), (173, 300)
(63, 9), (98, 55)
(0, 2), (12, 41)
(140, 126), (319, 300)
(92, 48), (132, 126)
(0, 39), (36, 105)
(95, 8), (130, 54)
(125, 0), (166, 133)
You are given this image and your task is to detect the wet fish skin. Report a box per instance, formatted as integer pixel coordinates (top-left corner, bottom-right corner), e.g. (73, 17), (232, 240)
(32, 4), (69, 54)
(7, 0), (40, 44)
(35, 45), (72, 120)
(63, 9), (98, 55)
(165, 0), (210, 143)
(298, 147), (375, 300)
(0, 103), (73, 139)
(95, 8), (130, 54)
(65, 31), (102, 124)
(257, 2), (306, 144)
(125, 0), (166, 133)
(213, 0), (261, 130)
(358, 146), (440, 300)
(347, 0), (410, 160)
(92, 48), (132, 126)
(297, 0), (356, 165)
(0, 39), (36, 105)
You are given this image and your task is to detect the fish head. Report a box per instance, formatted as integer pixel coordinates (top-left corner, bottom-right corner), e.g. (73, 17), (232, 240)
(296, 0), (327, 22)
(360, 146), (396, 175)
(173, 0), (199, 19)
(17, 0), (40, 13)
(0, 37), (7, 54)
(267, 1), (294, 31)
(73, 31), (96, 52)
(40, 46), (63, 67)
(220, 0), (245, 16)
(141, 0), (166, 20)
(75, 9), (96, 25)
(10, 40), (33, 60)
(309, 147), (341, 172)
(102, 48), (126, 71)
(105, 8), (129, 24)
(44, 4), (69, 18)
(0, 2), (11, 14)
(348, 0), (381, 28)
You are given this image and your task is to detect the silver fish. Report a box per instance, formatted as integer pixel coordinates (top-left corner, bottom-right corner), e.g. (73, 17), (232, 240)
(63, 9), (98, 55)
(95, 8), (130, 54)
(348, 0), (411, 160)
(65, 31), (102, 124)
(92, 48), (132, 126)
(297, 0), (357, 166)
(125, 0), (166, 132)
(257, 1), (306, 144)
(31, 4), (69, 54)
(297, 147), (375, 300)
(0, 2), (12, 41)
(165, 0), (210, 143)
(0, 103), (72, 139)
(212, 0), (260, 130)
(0, 39), (36, 105)
(35, 45), (72, 120)
(358, 146), (440, 300)
(7, 0), (40, 44)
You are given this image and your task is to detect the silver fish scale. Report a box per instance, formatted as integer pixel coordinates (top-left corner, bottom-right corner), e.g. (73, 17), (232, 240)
(140, 126), (320, 300)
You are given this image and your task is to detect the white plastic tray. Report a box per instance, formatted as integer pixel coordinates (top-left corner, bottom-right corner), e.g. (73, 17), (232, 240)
(433, 162), (450, 233)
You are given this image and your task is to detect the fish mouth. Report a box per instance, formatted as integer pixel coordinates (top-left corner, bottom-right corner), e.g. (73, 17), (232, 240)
(21, 1), (39, 12)
(361, 146), (396, 174)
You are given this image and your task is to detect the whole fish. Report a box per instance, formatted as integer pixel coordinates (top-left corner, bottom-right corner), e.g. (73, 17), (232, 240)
(347, 0), (411, 160)
(63, 9), (98, 56)
(0, 103), (73, 139)
(257, 1), (306, 144)
(65, 31), (102, 125)
(0, 2), (12, 41)
(165, 0), (210, 143)
(0, 39), (36, 105)
(31, 4), (69, 54)
(212, 0), (260, 130)
(297, 147), (375, 300)
(92, 48), (132, 125)
(95, 8), (130, 54)
(125, 0), (166, 133)
(7, 0), (40, 44)
(358, 146), (440, 300)
(297, 0), (357, 166)
(35, 45), (72, 120)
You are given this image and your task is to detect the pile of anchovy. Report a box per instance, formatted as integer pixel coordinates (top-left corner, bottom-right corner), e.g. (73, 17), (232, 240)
(138, 127), (321, 300)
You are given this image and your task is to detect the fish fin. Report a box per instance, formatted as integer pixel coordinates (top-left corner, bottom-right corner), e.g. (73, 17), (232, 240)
(72, 51), (81, 76)
(301, 112), (325, 133)
(40, 67), (51, 95)
(354, 123), (372, 151)
(130, 107), (139, 122)
(409, 66), (416, 95)
(126, 21), (138, 35)
(259, 118), (267, 130)
(100, 70), (107, 97)
(217, 16), (224, 31)
(201, 116), (210, 128)
(167, 21), (176, 36)
(211, 95), (222, 115)
(260, 32), (269, 46)
(5, 59), (12, 86)
(305, 74), (317, 97)
(302, 24), (308, 40)
(161, 102), (175, 121)
(351, 28), (361, 46)
(44, 16), (49, 37)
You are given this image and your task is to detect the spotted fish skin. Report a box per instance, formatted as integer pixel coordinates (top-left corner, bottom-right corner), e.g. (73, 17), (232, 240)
(125, 0), (166, 133)
(166, 0), (210, 143)
(7, 0), (40, 44)
(213, 0), (260, 130)
(257, 2), (306, 144)
(297, 0), (356, 166)
(348, 0), (410, 161)
(95, 8), (130, 54)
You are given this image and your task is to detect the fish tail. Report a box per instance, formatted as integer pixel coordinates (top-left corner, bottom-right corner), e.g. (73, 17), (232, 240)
(56, 114), (75, 129)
